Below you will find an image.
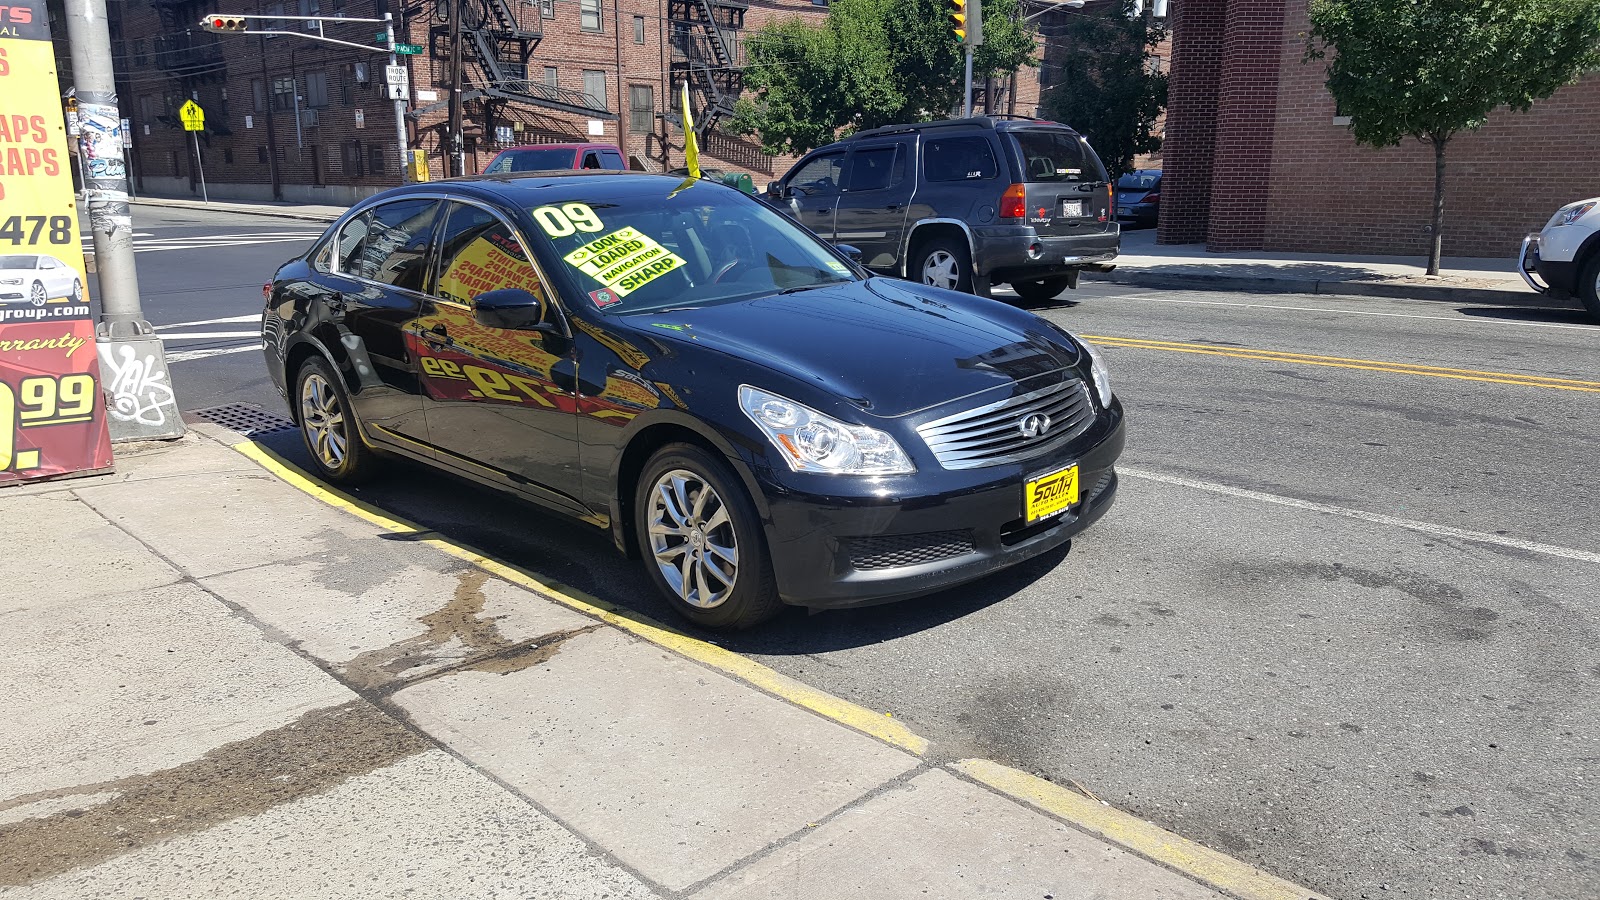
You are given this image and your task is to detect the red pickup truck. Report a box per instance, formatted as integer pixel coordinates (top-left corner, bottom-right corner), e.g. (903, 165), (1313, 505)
(483, 143), (625, 173)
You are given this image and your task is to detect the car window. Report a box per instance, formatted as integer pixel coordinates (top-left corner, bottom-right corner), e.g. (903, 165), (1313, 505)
(434, 201), (546, 307)
(347, 198), (441, 292)
(844, 145), (903, 192)
(39, 258), (56, 269)
(582, 151), (603, 169)
(923, 136), (998, 182)
(600, 150), (625, 169)
(524, 181), (857, 315)
(788, 152), (845, 196)
(1010, 131), (1108, 184)
(0, 255), (39, 268)
(1116, 172), (1160, 191)
(487, 147), (580, 173)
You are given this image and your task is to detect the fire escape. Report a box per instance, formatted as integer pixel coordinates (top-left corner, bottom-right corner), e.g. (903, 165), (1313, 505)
(424, 0), (616, 121)
(668, 0), (745, 138)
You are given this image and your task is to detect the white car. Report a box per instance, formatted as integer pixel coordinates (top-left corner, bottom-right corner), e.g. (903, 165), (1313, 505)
(1520, 198), (1600, 319)
(0, 254), (83, 307)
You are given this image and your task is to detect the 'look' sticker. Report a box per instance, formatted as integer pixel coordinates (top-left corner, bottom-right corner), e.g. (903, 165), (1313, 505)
(564, 227), (688, 297)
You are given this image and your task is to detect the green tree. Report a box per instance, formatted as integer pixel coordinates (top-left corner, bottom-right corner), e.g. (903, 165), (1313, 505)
(1308, 0), (1600, 274)
(1039, 0), (1168, 175)
(730, 0), (1038, 156)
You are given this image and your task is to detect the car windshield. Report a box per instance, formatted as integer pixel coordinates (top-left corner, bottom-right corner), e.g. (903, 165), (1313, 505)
(523, 180), (858, 315)
(0, 255), (39, 268)
(488, 148), (579, 173)
(1008, 130), (1108, 184)
(1116, 172), (1160, 191)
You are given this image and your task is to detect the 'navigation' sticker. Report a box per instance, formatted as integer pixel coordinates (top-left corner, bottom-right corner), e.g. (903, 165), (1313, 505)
(564, 227), (689, 297)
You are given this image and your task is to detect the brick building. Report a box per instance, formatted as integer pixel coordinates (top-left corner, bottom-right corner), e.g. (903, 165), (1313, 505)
(1159, 0), (1600, 258)
(75, 0), (837, 205)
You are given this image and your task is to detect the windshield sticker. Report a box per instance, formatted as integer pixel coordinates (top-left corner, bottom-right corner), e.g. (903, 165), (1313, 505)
(531, 202), (605, 237)
(563, 227), (688, 297)
(589, 288), (622, 309)
(824, 260), (850, 275)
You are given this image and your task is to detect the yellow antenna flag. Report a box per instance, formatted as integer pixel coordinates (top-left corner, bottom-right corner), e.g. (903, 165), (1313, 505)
(680, 82), (701, 179)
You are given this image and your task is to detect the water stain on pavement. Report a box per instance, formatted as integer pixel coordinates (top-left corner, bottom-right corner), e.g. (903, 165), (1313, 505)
(341, 568), (600, 692)
(0, 701), (424, 886)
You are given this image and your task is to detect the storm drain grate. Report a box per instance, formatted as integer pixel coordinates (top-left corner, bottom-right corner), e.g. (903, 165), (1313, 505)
(188, 403), (296, 437)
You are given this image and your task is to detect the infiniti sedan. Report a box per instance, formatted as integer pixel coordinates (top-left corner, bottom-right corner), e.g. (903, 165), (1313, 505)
(261, 173), (1125, 629)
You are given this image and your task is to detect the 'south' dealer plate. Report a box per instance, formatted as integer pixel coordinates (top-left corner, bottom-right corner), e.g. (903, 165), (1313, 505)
(1024, 463), (1079, 524)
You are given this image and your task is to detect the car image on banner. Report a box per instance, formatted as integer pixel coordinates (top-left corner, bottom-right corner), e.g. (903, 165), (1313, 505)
(0, 255), (85, 307)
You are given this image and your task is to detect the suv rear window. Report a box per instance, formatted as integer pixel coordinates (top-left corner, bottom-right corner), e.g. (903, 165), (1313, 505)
(923, 137), (998, 182)
(1009, 131), (1107, 184)
(487, 147), (580, 173)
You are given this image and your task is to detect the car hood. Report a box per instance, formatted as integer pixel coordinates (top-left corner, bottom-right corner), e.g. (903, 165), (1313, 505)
(626, 278), (1082, 418)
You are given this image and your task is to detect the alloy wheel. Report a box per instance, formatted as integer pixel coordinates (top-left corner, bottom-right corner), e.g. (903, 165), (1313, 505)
(647, 468), (739, 609)
(921, 251), (959, 290)
(30, 283), (46, 306)
(299, 371), (348, 470)
(72, 280), (82, 302)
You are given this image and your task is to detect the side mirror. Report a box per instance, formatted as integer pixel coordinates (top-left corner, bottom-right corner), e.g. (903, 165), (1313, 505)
(833, 244), (863, 263)
(766, 181), (782, 198)
(472, 288), (555, 332)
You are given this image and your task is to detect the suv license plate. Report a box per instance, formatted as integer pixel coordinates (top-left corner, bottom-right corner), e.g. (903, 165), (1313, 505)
(1024, 464), (1079, 524)
(1061, 200), (1084, 217)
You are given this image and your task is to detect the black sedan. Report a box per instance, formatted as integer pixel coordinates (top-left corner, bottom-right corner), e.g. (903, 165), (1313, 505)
(261, 173), (1125, 629)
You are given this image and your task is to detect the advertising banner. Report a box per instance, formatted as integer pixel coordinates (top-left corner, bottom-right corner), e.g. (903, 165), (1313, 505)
(0, 0), (115, 483)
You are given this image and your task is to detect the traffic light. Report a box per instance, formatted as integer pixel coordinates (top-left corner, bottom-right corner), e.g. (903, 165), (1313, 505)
(198, 15), (248, 32)
(950, 0), (982, 46)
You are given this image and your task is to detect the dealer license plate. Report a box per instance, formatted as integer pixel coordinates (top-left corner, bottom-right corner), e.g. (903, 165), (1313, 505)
(1024, 464), (1079, 524)
(1061, 199), (1084, 217)
(1117, 206), (1132, 216)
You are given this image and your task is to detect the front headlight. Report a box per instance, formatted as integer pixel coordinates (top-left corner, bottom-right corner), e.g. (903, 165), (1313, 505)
(739, 385), (915, 475)
(1077, 337), (1114, 407)
(0, 278), (21, 285)
(1550, 201), (1596, 228)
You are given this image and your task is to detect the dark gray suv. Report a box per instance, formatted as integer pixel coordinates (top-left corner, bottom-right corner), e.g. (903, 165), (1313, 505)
(765, 117), (1119, 302)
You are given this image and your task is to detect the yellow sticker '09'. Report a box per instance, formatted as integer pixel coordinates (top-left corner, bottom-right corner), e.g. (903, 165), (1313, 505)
(563, 227), (688, 297)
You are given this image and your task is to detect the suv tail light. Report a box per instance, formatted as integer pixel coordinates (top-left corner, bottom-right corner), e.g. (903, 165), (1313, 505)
(999, 183), (1027, 219)
(1139, 192), (1160, 204)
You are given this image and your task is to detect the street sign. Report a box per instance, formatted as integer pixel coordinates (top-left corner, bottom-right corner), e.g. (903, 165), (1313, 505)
(179, 99), (205, 131)
(385, 64), (408, 86)
(395, 43), (423, 55)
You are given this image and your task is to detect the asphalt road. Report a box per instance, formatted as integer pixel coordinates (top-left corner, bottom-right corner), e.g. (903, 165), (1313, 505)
(119, 205), (1600, 900)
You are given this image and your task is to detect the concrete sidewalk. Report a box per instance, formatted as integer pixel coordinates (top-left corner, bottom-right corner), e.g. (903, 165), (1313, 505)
(129, 193), (344, 223)
(0, 424), (1328, 900)
(1090, 228), (1563, 307)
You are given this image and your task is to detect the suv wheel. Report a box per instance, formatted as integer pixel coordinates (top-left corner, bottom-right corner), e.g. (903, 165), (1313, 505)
(1580, 252), (1600, 321)
(914, 237), (973, 293)
(1011, 276), (1076, 303)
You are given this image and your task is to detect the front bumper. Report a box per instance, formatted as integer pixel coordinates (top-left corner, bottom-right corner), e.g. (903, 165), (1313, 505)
(759, 404), (1125, 608)
(972, 225), (1120, 283)
(1521, 233), (1579, 296)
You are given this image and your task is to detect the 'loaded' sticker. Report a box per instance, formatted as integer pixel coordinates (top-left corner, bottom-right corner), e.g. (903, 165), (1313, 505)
(563, 227), (688, 298)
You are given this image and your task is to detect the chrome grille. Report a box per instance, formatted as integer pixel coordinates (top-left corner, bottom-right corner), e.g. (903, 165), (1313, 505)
(916, 381), (1095, 470)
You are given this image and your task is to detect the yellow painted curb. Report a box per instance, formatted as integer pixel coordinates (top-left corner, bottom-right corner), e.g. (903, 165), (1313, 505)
(954, 759), (1330, 900)
(232, 440), (929, 756)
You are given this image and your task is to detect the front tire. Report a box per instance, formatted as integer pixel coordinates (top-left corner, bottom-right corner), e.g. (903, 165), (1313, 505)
(634, 443), (782, 630)
(1011, 275), (1077, 303)
(29, 281), (46, 307)
(1579, 252), (1600, 321)
(914, 236), (973, 293)
(295, 356), (381, 484)
(71, 280), (83, 303)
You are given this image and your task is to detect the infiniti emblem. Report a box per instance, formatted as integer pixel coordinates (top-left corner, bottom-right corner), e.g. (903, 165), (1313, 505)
(1018, 413), (1052, 438)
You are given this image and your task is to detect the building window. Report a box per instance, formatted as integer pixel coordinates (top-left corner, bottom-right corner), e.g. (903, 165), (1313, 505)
(259, 146), (269, 164)
(132, 39), (146, 67)
(272, 76), (295, 112)
(580, 0), (602, 32)
(368, 145), (387, 175)
(629, 84), (653, 133)
(539, 0), (553, 16)
(306, 71), (330, 108)
(139, 95), (153, 123)
(251, 78), (265, 112)
(633, 15), (645, 43)
(582, 70), (607, 110)
(224, 148), (235, 164)
(543, 66), (558, 90)
(265, 1), (284, 32)
(343, 140), (364, 176)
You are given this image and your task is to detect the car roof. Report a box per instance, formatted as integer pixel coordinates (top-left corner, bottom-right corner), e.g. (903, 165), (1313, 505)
(847, 115), (1082, 142)
(494, 143), (619, 152)
(360, 171), (729, 209)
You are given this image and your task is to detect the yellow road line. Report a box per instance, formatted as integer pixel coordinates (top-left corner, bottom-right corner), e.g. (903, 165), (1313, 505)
(231, 440), (929, 756)
(1083, 334), (1600, 393)
(955, 759), (1331, 900)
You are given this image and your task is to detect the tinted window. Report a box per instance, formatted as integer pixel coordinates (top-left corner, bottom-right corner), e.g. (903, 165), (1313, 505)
(923, 136), (998, 182)
(524, 181), (856, 314)
(348, 199), (440, 292)
(788, 152), (845, 196)
(1010, 131), (1107, 183)
(434, 202), (545, 306)
(1116, 172), (1161, 191)
(844, 146), (903, 192)
(600, 150), (625, 169)
(487, 147), (579, 173)
(0, 255), (39, 268)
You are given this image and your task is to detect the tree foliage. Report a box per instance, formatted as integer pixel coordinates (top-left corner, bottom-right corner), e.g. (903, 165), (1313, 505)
(1038, 0), (1167, 174)
(730, 0), (1038, 156)
(1307, 0), (1600, 271)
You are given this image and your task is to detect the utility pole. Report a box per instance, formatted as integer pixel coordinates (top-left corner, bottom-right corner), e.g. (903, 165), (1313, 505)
(257, 16), (283, 200)
(64, 0), (183, 440)
(447, 0), (465, 177)
(383, 12), (410, 180)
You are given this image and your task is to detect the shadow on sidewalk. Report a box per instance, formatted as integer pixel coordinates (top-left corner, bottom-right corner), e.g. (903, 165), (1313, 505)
(251, 430), (1068, 652)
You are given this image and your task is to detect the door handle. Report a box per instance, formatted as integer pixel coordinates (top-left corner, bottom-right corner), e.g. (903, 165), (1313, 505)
(886, 203), (902, 211)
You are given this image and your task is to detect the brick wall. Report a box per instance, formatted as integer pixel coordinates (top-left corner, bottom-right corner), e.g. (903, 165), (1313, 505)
(1156, 0), (1225, 244)
(1204, 0), (1284, 251)
(1265, 1), (1600, 259)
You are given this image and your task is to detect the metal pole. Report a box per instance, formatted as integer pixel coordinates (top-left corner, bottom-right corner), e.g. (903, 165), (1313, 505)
(62, 0), (143, 337)
(192, 131), (209, 202)
(447, 0), (465, 176)
(385, 12), (409, 182)
(963, 47), (974, 118)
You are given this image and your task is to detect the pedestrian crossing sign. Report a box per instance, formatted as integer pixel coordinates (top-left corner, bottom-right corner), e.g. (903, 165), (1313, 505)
(179, 100), (204, 131)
